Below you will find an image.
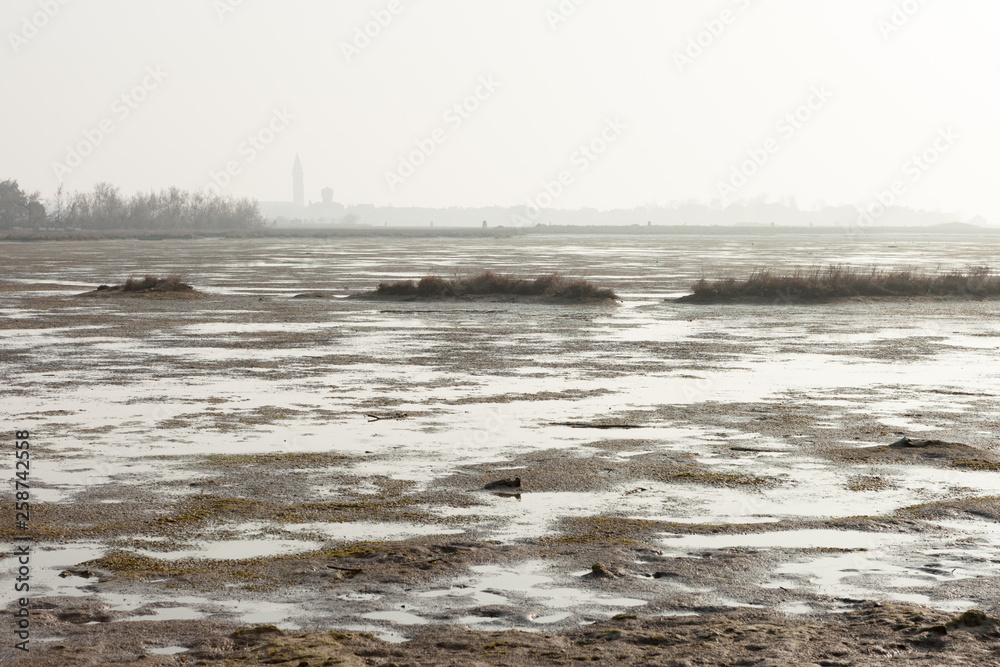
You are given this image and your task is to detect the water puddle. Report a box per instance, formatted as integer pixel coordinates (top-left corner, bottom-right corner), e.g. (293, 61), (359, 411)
(659, 529), (917, 552)
(0, 543), (105, 598)
(362, 610), (429, 626)
(421, 561), (647, 612)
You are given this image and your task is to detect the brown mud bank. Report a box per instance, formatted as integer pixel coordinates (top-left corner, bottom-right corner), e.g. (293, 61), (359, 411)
(14, 600), (1000, 666)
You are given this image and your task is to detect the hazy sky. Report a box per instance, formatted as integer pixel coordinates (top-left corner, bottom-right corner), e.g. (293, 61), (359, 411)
(4, 1), (998, 220)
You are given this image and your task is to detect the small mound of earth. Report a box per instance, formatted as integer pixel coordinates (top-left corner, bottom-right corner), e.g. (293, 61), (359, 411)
(79, 275), (202, 299)
(292, 291), (340, 299)
(898, 496), (1000, 522)
(832, 436), (1000, 469)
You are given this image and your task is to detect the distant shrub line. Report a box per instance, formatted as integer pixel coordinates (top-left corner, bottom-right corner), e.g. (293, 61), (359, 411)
(374, 271), (618, 301)
(1, 179), (264, 232)
(680, 266), (1000, 302)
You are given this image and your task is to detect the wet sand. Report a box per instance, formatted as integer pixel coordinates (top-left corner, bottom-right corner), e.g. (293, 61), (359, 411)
(3, 231), (1000, 664)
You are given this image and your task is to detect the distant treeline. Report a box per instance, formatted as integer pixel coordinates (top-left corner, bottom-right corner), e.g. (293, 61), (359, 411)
(0, 179), (265, 231)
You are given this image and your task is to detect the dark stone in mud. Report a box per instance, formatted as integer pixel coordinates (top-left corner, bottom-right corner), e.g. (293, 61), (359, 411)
(58, 568), (97, 579)
(891, 436), (948, 448)
(467, 605), (519, 619)
(584, 562), (618, 579)
(551, 421), (643, 429)
(484, 477), (521, 490)
(366, 411), (408, 422)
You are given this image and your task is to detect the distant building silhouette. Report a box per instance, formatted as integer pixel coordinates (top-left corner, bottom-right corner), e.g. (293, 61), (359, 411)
(258, 160), (358, 225)
(292, 154), (304, 209)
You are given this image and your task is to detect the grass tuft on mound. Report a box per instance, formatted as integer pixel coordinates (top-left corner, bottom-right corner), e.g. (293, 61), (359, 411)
(120, 274), (192, 293)
(678, 265), (1000, 303)
(373, 271), (618, 302)
(81, 274), (199, 298)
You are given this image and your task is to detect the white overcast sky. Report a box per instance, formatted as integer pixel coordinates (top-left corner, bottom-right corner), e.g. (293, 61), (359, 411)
(3, 1), (998, 220)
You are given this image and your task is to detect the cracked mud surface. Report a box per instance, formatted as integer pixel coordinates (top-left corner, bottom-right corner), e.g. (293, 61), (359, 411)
(4, 232), (1000, 664)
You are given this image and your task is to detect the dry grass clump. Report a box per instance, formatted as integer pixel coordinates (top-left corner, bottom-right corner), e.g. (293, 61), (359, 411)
(680, 266), (1000, 303)
(119, 274), (192, 293)
(374, 271), (618, 301)
(82, 274), (198, 298)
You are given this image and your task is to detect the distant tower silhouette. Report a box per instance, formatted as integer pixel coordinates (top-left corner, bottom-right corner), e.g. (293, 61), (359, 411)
(292, 155), (304, 208)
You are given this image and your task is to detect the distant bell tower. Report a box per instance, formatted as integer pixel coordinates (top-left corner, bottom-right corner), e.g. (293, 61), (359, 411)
(292, 154), (304, 208)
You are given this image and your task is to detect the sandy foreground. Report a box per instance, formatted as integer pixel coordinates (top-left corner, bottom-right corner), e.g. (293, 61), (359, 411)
(3, 234), (1000, 665)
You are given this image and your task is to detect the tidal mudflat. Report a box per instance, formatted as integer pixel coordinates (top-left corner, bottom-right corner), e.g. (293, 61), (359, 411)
(3, 230), (1000, 664)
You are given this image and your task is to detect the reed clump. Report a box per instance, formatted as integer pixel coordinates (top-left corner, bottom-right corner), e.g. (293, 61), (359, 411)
(680, 266), (1000, 302)
(119, 274), (193, 293)
(82, 274), (198, 298)
(374, 271), (618, 301)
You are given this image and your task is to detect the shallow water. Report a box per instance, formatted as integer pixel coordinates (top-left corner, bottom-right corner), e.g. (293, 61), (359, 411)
(3, 230), (1000, 633)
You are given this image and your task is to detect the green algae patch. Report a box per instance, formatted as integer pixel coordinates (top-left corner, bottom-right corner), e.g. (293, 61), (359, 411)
(154, 487), (440, 530)
(658, 521), (799, 535)
(549, 517), (665, 546)
(846, 475), (896, 492)
(204, 452), (355, 468)
(950, 459), (1000, 471)
(946, 609), (1000, 635)
(660, 470), (778, 488)
(232, 625), (284, 639)
(158, 496), (264, 526)
(896, 496), (1000, 521)
(79, 542), (395, 588)
(82, 552), (203, 580)
(273, 498), (431, 524)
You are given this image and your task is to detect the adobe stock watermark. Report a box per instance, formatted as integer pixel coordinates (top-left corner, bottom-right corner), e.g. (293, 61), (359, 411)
(715, 84), (833, 202)
(8, 0), (72, 54)
(850, 126), (958, 233)
(384, 75), (500, 192)
(213, 0), (248, 20)
(467, 405), (510, 447)
(510, 117), (627, 226)
(878, 0), (930, 40)
(340, 0), (406, 63)
(673, 0), (754, 73)
(545, 0), (587, 31)
(51, 66), (168, 182)
(203, 108), (295, 195)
